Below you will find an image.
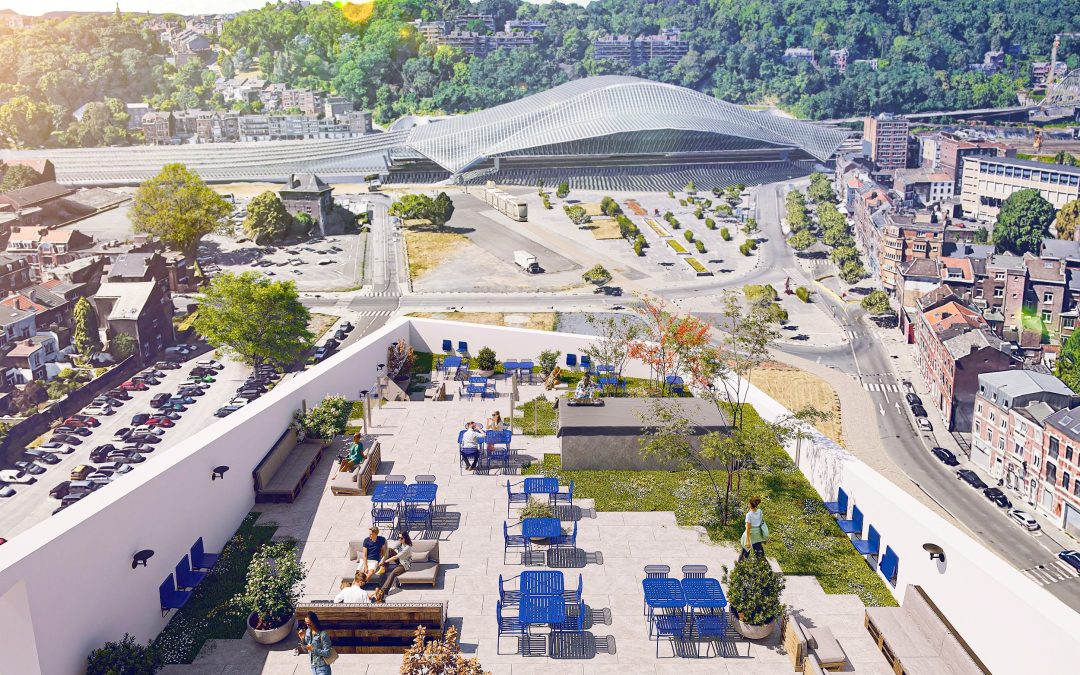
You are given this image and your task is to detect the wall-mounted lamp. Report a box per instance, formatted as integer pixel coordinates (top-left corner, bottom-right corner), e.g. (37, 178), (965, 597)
(132, 549), (154, 569)
(923, 543), (945, 562)
(377, 363), (386, 373)
(212, 465), (230, 481)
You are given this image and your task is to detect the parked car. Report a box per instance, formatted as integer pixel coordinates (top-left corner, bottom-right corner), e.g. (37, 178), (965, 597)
(180, 379), (211, 389)
(930, 447), (959, 466)
(99, 462), (134, 475)
(38, 441), (75, 454)
(234, 391), (262, 401)
(93, 396), (123, 408)
(90, 445), (117, 463)
(957, 469), (988, 490)
(150, 393), (171, 408)
(910, 405), (928, 418)
(131, 375), (159, 386)
(130, 413), (151, 426)
(169, 395), (195, 405)
(14, 461), (46, 475)
(66, 414), (100, 427)
(142, 369), (166, 378)
(128, 433), (161, 445)
(0, 484), (15, 498)
(121, 443), (151, 454)
(334, 328), (348, 341)
(113, 428), (132, 442)
(23, 449), (59, 465)
(177, 387), (205, 398)
(339, 321), (353, 333)
(107, 452), (145, 464)
(55, 426), (92, 437)
(1058, 550), (1080, 573)
(160, 408), (183, 417)
(49, 434), (83, 445)
(155, 361), (181, 370)
(310, 346), (331, 363)
(191, 374), (216, 383)
(83, 405), (113, 417)
(120, 380), (148, 391)
(165, 345), (193, 356)
(983, 487), (1012, 508)
(107, 388), (131, 400)
(190, 367), (215, 377)
(905, 393), (923, 406)
(146, 417), (174, 428)
(227, 397), (250, 407)
(1007, 509), (1040, 531)
(215, 405), (241, 417)
(916, 418), (933, 432)
(196, 359), (224, 370)
(0, 469), (35, 484)
(237, 382), (266, 393)
(49, 481), (72, 499)
(133, 425), (166, 437)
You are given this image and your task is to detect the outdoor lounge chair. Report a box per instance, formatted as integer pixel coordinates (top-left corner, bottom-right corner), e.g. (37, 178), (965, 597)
(174, 555), (207, 590)
(852, 525), (881, 556)
(189, 537), (219, 570)
(458, 341), (468, 354)
(824, 487), (848, 516)
(159, 574), (192, 615)
(442, 339), (453, 352)
(695, 612), (730, 657)
(837, 505), (863, 535)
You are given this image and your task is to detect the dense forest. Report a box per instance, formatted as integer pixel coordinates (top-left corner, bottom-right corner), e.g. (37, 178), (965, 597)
(0, 0), (1078, 148)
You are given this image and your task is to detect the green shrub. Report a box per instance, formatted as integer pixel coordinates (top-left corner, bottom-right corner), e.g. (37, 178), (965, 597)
(694, 206), (704, 219)
(667, 191), (675, 199)
(87, 634), (161, 675)
(720, 227), (731, 241)
(295, 394), (350, 440)
(705, 217), (716, 230)
(679, 199), (687, 206)
(723, 556), (786, 625)
(475, 346), (497, 371)
(556, 180), (569, 199)
(695, 240), (706, 253)
(795, 286), (811, 302)
(538, 349), (560, 374)
(684, 230), (694, 243)
(521, 497), (555, 519)
(743, 284), (778, 302)
(583, 263), (612, 284)
(633, 238), (644, 256)
(740, 240), (756, 256)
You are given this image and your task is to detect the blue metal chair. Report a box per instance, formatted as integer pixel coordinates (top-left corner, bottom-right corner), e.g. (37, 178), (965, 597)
(174, 555), (207, 590)
(695, 612), (729, 657)
(458, 341), (468, 354)
(458, 430), (478, 474)
(487, 437), (511, 473)
(563, 573), (583, 603)
(403, 506), (431, 532)
(580, 355), (592, 370)
(643, 564), (670, 615)
(838, 504), (863, 535)
(496, 600), (525, 653)
(653, 611), (687, 657)
(824, 487), (848, 516)
(550, 521), (577, 550)
(681, 564), (707, 579)
(503, 521), (527, 564)
(853, 524), (881, 556)
(159, 574), (192, 616)
(566, 353), (577, 368)
(189, 537), (219, 570)
(880, 546), (899, 586)
(554, 600), (586, 632)
(554, 479), (574, 508)
(372, 504), (397, 529)
(442, 339), (452, 352)
(498, 574), (520, 605)
(506, 480), (528, 517)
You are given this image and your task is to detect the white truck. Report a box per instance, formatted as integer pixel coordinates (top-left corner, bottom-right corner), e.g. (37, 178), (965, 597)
(513, 250), (541, 274)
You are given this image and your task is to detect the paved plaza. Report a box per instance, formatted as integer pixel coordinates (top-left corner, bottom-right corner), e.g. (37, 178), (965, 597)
(162, 380), (893, 675)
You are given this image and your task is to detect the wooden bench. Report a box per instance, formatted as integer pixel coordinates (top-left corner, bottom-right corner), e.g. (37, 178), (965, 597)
(864, 585), (989, 675)
(253, 429), (325, 503)
(330, 439), (381, 496)
(295, 602), (445, 653)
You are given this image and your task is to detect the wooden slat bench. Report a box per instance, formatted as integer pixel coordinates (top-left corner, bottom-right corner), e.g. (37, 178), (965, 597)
(295, 602), (446, 654)
(253, 429), (326, 503)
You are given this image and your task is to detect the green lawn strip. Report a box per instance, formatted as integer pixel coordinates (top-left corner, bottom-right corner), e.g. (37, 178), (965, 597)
(153, 513), (284, 663)
(666, 239), (688, 254)
(645, 218), (669, 237)
(685, 258), (710, 274)
(522, 407), (896, 607)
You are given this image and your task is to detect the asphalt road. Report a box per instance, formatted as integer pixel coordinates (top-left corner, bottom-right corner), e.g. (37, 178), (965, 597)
(0, 356), (251, 540)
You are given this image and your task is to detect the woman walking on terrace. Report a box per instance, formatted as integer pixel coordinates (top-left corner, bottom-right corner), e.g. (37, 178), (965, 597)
(739, 496), (768, 561)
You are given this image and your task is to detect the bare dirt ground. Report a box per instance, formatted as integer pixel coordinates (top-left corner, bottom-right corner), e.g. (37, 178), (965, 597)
(750, 361), (845, 445)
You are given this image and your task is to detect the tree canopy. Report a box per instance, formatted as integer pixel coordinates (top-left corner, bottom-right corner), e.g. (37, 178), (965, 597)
(1056, 199), (1080, 241)
(992, 189), (1057, 255)
(194, 271), (314, 368)
(243, 191), (292, 244)
(0, 164), (43, 192)
(73, 297), (102, 360)
(861, 290), (891, 315)
(389, 192), (455, 228)
(1056, 330), (1080, 394)
(129, 163), (233, 259)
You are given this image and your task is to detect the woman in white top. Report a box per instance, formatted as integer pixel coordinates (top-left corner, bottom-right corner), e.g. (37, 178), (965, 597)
(739, 496), (767, 561)
(371, 531), (413, 601)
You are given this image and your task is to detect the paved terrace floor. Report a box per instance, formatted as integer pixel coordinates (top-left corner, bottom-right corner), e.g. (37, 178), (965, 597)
(163, 383), (893, 675)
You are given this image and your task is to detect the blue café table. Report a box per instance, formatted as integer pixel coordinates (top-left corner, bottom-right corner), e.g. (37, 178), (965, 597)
(520, 570), (564, 596)
(519, 594), (567, 651)
(404, 482), (438, 508)
(372, 482), (407, 505)
(643, 578), (686, 637)
(522, 517), (562, 564)
(524, 477), (560, 502)
(681, 578), (727, 613)
(442, 355), (462, 374)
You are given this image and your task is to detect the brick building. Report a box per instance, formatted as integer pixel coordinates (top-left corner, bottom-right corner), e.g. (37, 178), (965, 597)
(864, 113), (910, 170)
(1042, 407), (1080, 537)
(279, 174), (334, 232)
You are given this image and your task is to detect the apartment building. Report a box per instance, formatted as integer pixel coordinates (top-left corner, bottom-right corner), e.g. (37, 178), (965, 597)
(439, 31), (536, 56)
(877, 212), (945, 292)
(893, 168), (954, 207)
(864, 113), (910, 171)
(195, 111), (240, 143)
(594, 29), (689, 67)
(280, 88), (320, 117)
(960, 156), (1080, 222)
(1042, 407), (1080, 536)
(938, 132), (1009, 192)
(973, 371), (1074, 483)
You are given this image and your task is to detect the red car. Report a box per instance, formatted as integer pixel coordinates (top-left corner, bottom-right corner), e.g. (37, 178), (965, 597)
(146, 417), (174, 428)
(64, 416), (100, 428)
(120, 380), (148, 391)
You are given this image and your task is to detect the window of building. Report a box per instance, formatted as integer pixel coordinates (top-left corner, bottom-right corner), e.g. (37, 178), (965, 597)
(1050, 436), (1060, 459)
(1001, 417), (1007, 429)
(1065, 472), (1072, 490)
(1068, 446), (1075, 462)
(995, 272), (1005, 280)
(1042, 310), (1052, 322)
(1044, 292), (1055, 304)
(975, 420), (981, 433)
(1047, 462), (1058, 483)
(989, 410), (996, 421)
(994, 287), (1004, 298)
(1066, 317), (1077, 329)
(1015, 442), (1025, 457)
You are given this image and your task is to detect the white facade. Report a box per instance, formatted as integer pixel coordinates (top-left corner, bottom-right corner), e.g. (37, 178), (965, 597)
(961, 156), (1080, 222)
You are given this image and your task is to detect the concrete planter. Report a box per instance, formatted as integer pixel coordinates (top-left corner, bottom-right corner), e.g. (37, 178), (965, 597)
(247, 612), (295, 645)
(731, 614), (775, 640)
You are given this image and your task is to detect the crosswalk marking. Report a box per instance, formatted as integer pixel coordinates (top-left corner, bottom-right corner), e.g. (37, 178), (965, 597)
(360, 291), (398, 297)
(356, 310), (394, 317)
(1021, 561), (1080, 586)
(863, 382), (900, 393)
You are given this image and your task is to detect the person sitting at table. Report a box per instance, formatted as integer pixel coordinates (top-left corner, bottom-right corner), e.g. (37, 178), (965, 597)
(573, 372), (596, 400)
(460, 421), (484, 470)
(370, 530), (413, 603)
(487, 410), (503, 431)
(333, 432), (365, 478)
(333, 571), (371, 603)
(357, 526), (387, 584)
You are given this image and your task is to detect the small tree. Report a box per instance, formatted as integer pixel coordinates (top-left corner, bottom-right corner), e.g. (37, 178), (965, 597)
(742, 218), (759, 236)
(861, 290), (891, 315)
(787, 229), (815, 251)
(582, 263), (611, 285)
(243, 191), (292, 244)
(1056, 330), (1080, 392)
(86, 634), (161, 675)
(795, 286), (811, 302)
(537, 349), (560, 374)
(109, 333), (138, 361)
(555, 180), (569, 199)
(993, 188), (1057, 255)
(1056, 198), (1080, 241)
(684, 179), (696, 193)
(705, 217), (716, 230)
(72, 296), (102, 361)
(634, 237), (644, 256)
(739, 240), (756, 256)
(584, 313), (643, 376)
(0, 163), (43, 192)
(722, 556), (785, 625)
(684, 230), (694, 243)
(475, 346), (497, 371)
(840, 260), (866, 284)
(129, 163), (232, 261)
(401, 625), (485, 675)
(743, 284), (778, 303)
(232, 541), (306, 631)
(720, 227), (731, 241)
(695, 240), (706, 253)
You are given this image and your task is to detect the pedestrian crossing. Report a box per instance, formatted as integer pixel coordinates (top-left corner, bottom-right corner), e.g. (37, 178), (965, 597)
(359, 291), (399, 297)
(356, 310), (395, 317)
(1020, 560), (1080, 586)
(863, 382), (900, 393)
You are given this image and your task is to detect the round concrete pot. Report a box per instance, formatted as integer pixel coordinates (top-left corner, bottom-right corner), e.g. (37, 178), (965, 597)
(731, 614), (775, 640)
(247, 612), (295, 645)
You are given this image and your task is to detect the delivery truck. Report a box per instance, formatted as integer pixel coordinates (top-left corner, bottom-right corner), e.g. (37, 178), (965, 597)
(513, 250), (541, 274)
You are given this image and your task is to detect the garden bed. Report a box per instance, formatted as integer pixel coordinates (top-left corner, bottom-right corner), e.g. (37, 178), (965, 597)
(685, 258), (712, 275)
(666, 239), (689, 255)
(522, 406), (896, 607)
(645, 218), (669, 237)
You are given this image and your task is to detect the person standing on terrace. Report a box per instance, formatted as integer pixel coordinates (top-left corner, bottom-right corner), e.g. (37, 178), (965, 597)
(739, 496), (768, 561)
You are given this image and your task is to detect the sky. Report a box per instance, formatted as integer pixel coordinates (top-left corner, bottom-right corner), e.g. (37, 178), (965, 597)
(3, 0), (584, 16)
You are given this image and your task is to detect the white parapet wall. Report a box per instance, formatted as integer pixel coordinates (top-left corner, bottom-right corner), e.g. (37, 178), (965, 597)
(0, 317), (1077, 673)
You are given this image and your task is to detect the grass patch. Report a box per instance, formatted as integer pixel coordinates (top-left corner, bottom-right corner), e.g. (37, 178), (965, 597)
(307, 313), (339, 341)
(523, 407), (895, 607)
(512, 395), (559, 435)
(588, 217), (623, 240)
(408, 311), (556, 332)
(666, 239), (688, 254)
(645, 218), (669, 237)
(403, 225), (469, 281)
(685, 258), (711, 274)
(154, 513), (282, 663)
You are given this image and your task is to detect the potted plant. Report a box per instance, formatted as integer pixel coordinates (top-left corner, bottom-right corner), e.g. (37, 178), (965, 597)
(538, 349), (561, 376)
(234, 541), (307, 645)
(297, 395), (350, 445)
(722, 556), (785, 639)
(475, 346), (497, 377)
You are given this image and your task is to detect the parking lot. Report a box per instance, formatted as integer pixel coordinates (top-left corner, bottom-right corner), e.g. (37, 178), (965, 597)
(198, 231), (364, 292)
(0, 354), (252, 540)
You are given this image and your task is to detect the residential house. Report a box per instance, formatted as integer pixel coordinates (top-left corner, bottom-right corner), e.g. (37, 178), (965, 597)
(2, 334), (59, 383)
(141, 112), (175, 144)
(195, 111), (240, 143)
(938, 131), (1009, 192)
(973, 371), (1074, 486)
(1041, 407), (1080, 536)
(92, 281), (175, 361)
(125, 103), (150, 130)
(279, 174), (334, 232)
(893, 167), (954, 207)
(829, 48), (849, 73)
(1, 158), (55, 182)
(440, 31), (537, 56)
(878, 211), (946, 292)
(280, 88), (320, 116)
(594, 29), (688, 67)
(0, 255), (32, 295)
(0, 182), (76, 227)
(0, 305), (36, 353)
(914, 291), (1020, 431)
(324, 96), (353, 118)
(0, 286), (71, 347)
(4, 227), (94, 280)
(782, 47), (817, 66)
(107, 252), (172, 300)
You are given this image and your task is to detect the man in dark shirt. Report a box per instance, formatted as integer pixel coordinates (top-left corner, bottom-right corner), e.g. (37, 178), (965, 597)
(358, 526), (387, 584)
